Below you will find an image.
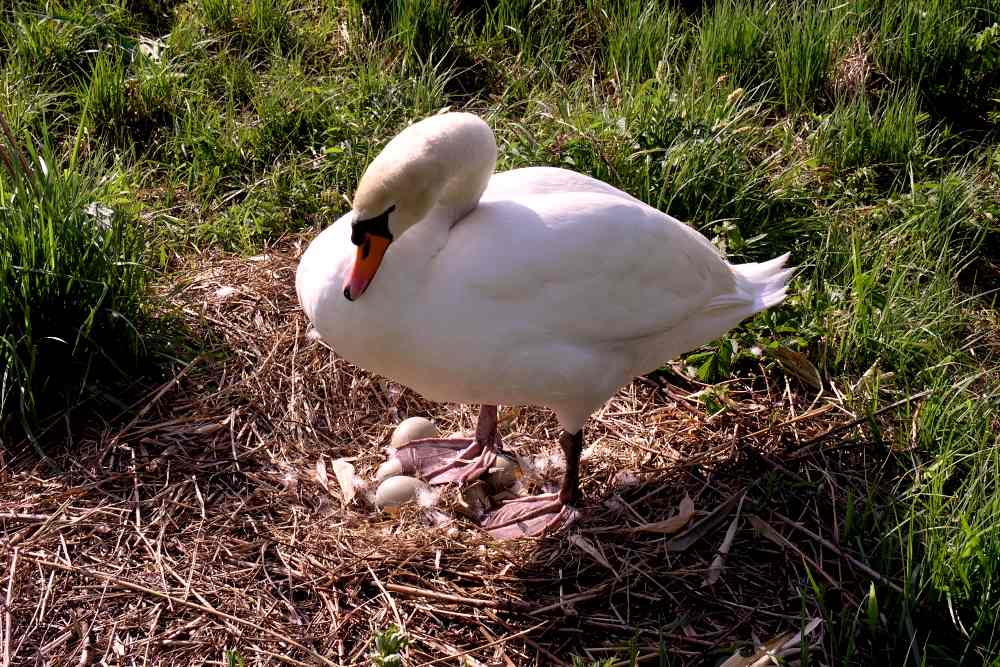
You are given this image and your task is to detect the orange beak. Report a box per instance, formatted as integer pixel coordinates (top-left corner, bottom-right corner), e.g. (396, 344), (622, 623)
(343, 233), (391, 301)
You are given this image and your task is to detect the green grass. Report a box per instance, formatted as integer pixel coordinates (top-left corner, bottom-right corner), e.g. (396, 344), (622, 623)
(814, 88), (928, 176)
(0, 118), (150, 441)
(2, 0), (1000, 662)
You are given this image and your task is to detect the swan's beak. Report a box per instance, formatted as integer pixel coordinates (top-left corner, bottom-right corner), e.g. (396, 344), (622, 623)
(343, 233), (391, 301)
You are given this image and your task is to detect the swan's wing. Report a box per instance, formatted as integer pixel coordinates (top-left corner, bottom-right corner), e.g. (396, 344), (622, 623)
(437, 191), (738, 343)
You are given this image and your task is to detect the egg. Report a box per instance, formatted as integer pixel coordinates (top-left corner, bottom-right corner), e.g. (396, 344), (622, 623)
(374, 458), (404, 483)
(374, 475), (432, 512)
(389, 416), (440, 449)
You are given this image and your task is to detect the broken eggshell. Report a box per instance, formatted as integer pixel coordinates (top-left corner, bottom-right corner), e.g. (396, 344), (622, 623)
(452, 481), (492, 520)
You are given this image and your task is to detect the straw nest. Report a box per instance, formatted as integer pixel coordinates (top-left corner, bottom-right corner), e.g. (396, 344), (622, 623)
(0, 234), (903, 665)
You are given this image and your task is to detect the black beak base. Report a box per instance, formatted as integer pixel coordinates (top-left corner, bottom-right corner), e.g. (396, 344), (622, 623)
(351, 205), (395, 246)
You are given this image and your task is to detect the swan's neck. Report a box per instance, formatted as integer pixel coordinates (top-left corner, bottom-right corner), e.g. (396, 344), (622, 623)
(435, 140), (495, 225)
(425, 117), (497, 226)
(353, 113), (499, 233)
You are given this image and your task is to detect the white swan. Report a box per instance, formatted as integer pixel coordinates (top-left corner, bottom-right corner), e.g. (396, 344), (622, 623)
(296, 112), (791, 538)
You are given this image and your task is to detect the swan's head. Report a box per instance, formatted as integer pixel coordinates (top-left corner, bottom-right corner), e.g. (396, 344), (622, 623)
(342, 112), (497, 301)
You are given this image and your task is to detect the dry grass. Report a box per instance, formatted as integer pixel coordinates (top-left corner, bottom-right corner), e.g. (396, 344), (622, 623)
(0, 235), (905, 665)
(830, 37), (872, 99)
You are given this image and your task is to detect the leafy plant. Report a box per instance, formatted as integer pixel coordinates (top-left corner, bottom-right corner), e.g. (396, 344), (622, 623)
(369, 624), (408, 667)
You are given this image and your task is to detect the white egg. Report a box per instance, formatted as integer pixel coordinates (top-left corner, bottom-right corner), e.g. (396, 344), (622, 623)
(389, 416), (440, 449)
(375, 476), (432, 512)
(374, 457), (404, 483)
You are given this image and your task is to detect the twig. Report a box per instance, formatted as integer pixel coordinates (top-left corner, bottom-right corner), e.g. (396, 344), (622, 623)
(0, 513), (51, 522)
(748, 516), (840, 591)
(418, 620), (549, 667)
(529, 583), (611, 616)
(109, 355), (204, 447)
(3, 548), (18, 667)
(486, 612), (569, 667)
(773, 512), (903, 594)
(367, 565), (404, 631)
(385, 583), (533, 612)
(19, 554), (337, 667)
(741, 403), (836, 440)
(785, 390), (932, 458)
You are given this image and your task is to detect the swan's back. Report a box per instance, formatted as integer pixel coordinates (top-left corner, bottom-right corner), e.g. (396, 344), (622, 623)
(437, 189), (737, 344)
(482, 167), (644, 205)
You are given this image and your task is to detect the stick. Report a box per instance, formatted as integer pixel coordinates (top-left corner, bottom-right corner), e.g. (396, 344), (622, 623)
(3, 549), (18, 667)
(486, 612), (569, 667)
(110, 356), (203, 446)
(748, 516), (840, 591)
(385, 583), (533, 612)
(773, 512), (903, 594)
(368, 566), (404, 630)
(418, 621), (549, 667)
(785, 390), (931, 458)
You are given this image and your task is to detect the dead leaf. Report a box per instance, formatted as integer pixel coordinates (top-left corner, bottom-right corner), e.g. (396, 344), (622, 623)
(667, 492), (743, 552)
(569, 534), (615, 572)
(630, 494), (695, 534)
(771, 346), (822, 391)
(703, 495), (744, 587)
(331, 458), (357, 504)
(719, 618), (823, 666)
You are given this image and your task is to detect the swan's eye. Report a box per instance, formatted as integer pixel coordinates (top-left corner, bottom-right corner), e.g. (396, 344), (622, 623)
(351, 204), (396, 246)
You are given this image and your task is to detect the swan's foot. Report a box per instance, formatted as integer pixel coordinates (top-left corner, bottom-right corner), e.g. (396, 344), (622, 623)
(388, 405), (500, 485)
(392, 436), (496, 485)
(482, 493), (572, 538)
(482, 427), (584, 540)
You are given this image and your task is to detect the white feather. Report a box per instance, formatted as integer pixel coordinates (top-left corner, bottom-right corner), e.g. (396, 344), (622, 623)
(296, 113), (792, 434)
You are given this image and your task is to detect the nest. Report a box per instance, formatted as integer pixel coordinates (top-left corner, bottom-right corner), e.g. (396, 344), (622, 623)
(0, 234), (898, 665)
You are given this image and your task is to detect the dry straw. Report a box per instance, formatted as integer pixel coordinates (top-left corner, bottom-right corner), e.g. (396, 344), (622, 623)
(0, 235), (907, 665)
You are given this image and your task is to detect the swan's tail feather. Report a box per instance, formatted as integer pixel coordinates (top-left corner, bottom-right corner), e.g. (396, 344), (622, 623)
(635, 253), (794, 374)
(732, 252), (793, 313)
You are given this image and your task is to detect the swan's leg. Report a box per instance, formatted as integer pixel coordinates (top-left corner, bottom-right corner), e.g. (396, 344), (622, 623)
(389, 405), (499, 485)
(481, 429), (581, 539)
(558, 428), (583, 505)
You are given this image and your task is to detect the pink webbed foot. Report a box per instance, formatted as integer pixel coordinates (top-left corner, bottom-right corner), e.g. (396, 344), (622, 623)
(386, 405), (502, 485)
(391, 436), (497, 485)
(482, 493), (572, 539)
(481, 428), (584, 539)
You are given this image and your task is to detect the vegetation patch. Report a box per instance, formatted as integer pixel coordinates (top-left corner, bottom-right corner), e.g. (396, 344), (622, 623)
(1, 0), (999, 664)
